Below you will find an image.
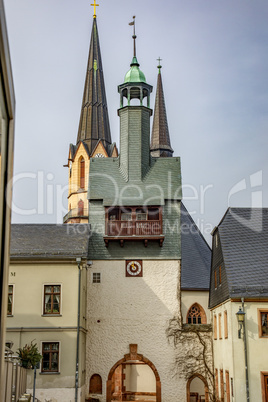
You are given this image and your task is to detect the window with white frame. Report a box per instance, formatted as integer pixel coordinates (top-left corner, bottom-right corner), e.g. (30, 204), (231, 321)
(43, 285), (61, 315)
(7, 285), (13, 316)
(41, 342), (59, 372)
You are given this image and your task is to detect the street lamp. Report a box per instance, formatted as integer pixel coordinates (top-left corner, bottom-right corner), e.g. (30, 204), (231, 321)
(236, 307), (245, 338)
(236, 303), (250, 401)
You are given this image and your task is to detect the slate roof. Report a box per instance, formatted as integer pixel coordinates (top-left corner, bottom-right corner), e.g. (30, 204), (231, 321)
(181, 203), (211, 290)
(217, 207), (268, 299)
(10, 224), (90, 259)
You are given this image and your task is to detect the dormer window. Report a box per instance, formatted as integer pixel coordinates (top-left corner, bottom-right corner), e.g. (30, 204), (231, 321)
(104, 206), (164, 247)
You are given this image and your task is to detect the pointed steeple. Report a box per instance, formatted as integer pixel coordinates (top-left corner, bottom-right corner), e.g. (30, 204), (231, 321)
(150, 60), (173, 157)
(77, 17), (111, 155)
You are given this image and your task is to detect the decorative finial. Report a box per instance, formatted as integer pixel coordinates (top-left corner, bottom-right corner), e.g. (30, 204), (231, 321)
(91, 0), (99, 19)
(129, 16), (137, 58)
(157, 57), (162, 74)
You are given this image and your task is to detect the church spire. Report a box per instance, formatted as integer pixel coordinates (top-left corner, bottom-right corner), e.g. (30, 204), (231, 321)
(150, 60), (173, 157)
(76, 15), (111, 155)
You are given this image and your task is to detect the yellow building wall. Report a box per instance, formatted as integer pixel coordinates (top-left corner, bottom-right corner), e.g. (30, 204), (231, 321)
(6, 261), (87, 401)
(212, 300), (268, 402)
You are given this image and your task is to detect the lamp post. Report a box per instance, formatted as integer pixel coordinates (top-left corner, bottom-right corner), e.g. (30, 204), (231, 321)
(236, 301), (250, 401)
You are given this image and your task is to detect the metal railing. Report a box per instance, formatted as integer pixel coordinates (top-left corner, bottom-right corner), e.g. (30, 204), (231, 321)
(4, 349), (27, 402)
(63, 208), (89, 223)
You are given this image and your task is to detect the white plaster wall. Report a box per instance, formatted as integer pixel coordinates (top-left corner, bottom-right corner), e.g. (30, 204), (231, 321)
(27, 386), (85, 402)
(181, 290), (210, 324)
(125, 364), (155, 392)
(86, 259), (185, 402)
(212, 300), (268, 402)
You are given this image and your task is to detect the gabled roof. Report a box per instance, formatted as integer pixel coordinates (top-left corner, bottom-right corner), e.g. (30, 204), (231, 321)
(76, 18), (112, 155)
(217, 207), (268, 299)
(150, 67), (173, 158)
(10, 224), (90, 259)
(181, 203), (211, 290)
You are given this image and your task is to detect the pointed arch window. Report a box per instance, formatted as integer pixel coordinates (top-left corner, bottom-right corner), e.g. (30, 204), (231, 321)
(187, 303), (207, 324)
(79, 157), (85, 189)
(78, 200), (84, 216)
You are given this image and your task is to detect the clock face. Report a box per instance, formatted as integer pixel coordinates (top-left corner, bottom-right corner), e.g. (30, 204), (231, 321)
(94, 153), (105, 158)
(126, 260), (143, 277)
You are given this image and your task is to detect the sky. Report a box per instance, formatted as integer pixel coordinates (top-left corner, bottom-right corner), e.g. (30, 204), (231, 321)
(3, 0), (268, 244)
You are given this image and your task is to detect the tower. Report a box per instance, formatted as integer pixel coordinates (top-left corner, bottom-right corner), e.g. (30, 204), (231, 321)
(64, 10), (118, 224)
(86, 18), (184, 401)
(150, 60), (174, 157)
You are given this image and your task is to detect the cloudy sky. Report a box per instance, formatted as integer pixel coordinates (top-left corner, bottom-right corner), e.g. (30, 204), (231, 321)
(3, 0), (268, 243)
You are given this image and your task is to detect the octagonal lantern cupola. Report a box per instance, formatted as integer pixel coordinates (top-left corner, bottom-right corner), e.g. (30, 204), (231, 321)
(118, 18), (152, 108)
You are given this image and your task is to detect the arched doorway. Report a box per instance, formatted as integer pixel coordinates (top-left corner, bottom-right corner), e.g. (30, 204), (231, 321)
(106, 344), (161, 402)
(187, 374), (209, 402)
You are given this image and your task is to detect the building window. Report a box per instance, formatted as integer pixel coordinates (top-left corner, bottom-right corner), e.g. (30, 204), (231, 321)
(220, 369), (224, 402)
(219, 313), (222, 339)
(261, 372), (268, 402)
(214, 270), (217, 289)
(92, 273), (101, 283)
(7, 285), (13, 316)
(214, 315), (217, 340)
(187, 303), (207, 324)
(80, 157), (85, 189)
(219, 266), (222, 285)
(224, 311), (228, 339)
(41, 342), (59, 373)
(78, 199), (84, 216)
(43, 285), (61, 315)
(225, 370), (230, 402)
(259, 310), (268, 337)
(89, 374), (102, 394)
(215, 369), (219, 400)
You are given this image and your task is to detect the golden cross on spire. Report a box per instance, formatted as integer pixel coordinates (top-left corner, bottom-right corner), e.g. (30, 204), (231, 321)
(157, 57), (162, 73)
(91, 0), (99, 19)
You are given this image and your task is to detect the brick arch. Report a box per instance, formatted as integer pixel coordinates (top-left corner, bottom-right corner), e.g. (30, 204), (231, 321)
(186, 373), (209, 402)
(106, 344), (161, 402)
(186, 303), (207, 324)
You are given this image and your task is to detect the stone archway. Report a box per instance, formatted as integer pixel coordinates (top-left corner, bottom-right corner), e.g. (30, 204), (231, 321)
(187, 373), (209, 402)
(106, 344), (161, 402)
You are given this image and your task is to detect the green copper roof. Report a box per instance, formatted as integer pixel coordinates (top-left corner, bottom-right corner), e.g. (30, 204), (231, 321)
(124, 57), (146, 83)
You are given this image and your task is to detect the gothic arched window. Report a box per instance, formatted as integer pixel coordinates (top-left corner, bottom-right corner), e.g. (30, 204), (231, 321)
(78, 199), (84, 216)
(89, 374), (102, 394)
(187, 303), (207, 324)
(79, 157), (85, 189)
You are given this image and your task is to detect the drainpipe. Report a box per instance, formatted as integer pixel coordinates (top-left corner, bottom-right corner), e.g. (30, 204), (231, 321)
(75, 257), (82, 402)
(241, 298), (250, 401)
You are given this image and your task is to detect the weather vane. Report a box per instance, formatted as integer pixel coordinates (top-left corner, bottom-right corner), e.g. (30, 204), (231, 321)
(129, 16), (137, 58)
(91, 0), (99, 19)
